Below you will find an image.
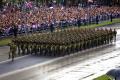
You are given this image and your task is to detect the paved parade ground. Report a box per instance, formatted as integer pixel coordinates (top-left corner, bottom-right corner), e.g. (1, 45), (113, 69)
(0, 23), (120, 80)
(0, 46), (9, 62)
(0, 55), (54, 75)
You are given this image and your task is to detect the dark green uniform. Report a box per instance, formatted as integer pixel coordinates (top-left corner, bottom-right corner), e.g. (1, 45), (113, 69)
(8, 43), (17, 61)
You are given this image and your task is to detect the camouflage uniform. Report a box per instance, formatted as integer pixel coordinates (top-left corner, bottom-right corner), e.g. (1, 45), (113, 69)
(8, 42), (17, 61)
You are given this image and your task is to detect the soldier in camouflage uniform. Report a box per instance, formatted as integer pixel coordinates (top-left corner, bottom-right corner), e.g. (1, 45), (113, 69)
(8, 42), (17, 61)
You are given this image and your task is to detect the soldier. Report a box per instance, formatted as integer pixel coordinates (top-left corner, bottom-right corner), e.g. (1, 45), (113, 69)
(21, 40), (26, 55)
(8, 42), (17, 61)
(8, 42), (13, 59)
(32, 40), (38, 55)
(96, 15), (99, 24)
(77, 18), (81, 27)
(12, 23), (18, 38)
(113, 29), (117, 42)
(109, 28), (114, 43)
(11, 44), (17, 61)
(49, 23), (54, 33)
(17, 40), (21, 56)
(110, 13), (113, 22)
(25, 41), (30, 55)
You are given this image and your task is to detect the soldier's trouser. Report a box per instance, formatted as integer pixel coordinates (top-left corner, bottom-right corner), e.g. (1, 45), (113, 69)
(12, 51), (15, 61)
(12, 53), (14, 61)
(114, 36), (116, 42)
(26, 47), (30, 54)
(22, 49), (26, 55)
(9, 51), (12, 59)
(18, 46), (21, 55)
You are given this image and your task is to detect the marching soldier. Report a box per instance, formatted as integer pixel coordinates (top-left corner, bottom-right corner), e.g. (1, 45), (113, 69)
(8, 42), (13, 59)
(113, 29), (117, 42)
(8, 42), (17, 61)
(109, 28), (114, 43)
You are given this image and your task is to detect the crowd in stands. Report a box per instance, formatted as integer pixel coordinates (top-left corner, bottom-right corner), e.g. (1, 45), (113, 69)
(0, 3), (120, 37)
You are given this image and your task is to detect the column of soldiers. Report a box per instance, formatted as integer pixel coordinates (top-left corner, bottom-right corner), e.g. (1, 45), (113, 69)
(11, 28), (117, 57)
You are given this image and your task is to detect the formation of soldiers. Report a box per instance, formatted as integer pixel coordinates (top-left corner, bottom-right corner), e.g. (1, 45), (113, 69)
(11, 27), (117, 57)
(0, 6), (120, 37)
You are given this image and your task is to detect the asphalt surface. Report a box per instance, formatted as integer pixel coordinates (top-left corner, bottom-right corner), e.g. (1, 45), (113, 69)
(0, 55), (55, 75)
(0, 46), (9, 62)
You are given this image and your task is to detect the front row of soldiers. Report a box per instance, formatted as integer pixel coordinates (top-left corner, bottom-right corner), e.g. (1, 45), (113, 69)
(8, 28), (117, 61)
